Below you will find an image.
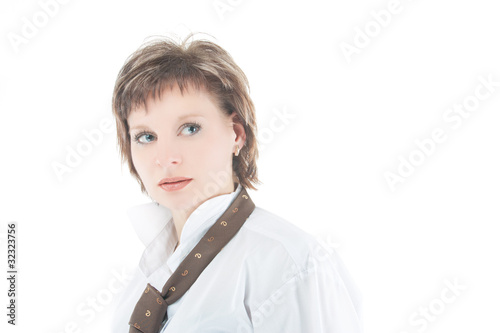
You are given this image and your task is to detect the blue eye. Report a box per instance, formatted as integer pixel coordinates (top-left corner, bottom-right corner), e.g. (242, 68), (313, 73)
(133, 132), (155, 144)
(180, 122), (202, 136)
(132, 122), (202, 145)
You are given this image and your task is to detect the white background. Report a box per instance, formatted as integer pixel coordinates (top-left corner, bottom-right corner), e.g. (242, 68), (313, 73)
(1, 0), (499, 332)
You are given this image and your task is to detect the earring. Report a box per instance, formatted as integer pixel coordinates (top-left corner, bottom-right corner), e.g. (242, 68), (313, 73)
(234, 145), (240, 157)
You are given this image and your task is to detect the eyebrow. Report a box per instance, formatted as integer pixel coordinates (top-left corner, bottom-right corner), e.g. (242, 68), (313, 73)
(129, 114), (205, 131)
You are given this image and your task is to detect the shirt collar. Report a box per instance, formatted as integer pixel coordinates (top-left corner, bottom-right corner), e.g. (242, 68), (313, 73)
(127, 182), (243, 277)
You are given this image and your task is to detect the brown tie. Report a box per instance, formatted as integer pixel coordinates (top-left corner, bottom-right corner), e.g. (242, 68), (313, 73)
(129, 187), (255, 333)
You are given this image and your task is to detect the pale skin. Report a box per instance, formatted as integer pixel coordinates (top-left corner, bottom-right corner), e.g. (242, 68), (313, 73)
(127, 83), (246, 246)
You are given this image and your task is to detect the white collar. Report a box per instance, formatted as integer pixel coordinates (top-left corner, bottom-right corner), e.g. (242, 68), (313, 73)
(126, 183), (243, 277)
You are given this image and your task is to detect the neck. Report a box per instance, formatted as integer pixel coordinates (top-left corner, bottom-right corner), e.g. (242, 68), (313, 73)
(171, 181), (238, 244)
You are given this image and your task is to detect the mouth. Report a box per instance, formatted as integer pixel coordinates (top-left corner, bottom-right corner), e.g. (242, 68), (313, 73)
(158, 177), (193, 192)
(158, 177), (193, 185)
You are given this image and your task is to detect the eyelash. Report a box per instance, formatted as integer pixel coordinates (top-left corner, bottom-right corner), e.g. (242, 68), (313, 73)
(132, 122), (202, 144)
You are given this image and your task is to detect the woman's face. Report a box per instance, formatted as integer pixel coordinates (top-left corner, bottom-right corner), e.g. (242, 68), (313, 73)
(127, 83), (245, 214)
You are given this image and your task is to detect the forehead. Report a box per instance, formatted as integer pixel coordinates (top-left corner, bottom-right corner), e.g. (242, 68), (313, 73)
(127, 83), (225, 124)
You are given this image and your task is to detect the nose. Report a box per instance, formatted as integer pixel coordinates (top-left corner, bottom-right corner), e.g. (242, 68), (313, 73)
(155, 138), (182, 167)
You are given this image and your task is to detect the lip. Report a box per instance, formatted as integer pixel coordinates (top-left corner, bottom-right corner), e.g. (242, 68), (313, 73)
(158, 177), (193, 192)
(158, 177), (193, 185)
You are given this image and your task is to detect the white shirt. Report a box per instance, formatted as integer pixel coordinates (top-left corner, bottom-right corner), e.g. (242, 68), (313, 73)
(111, 184), (363, 332)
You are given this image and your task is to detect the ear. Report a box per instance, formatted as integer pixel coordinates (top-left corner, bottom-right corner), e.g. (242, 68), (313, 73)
(230, 112), (246, 148)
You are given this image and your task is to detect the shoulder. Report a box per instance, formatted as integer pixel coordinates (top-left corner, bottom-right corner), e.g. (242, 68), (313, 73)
(233, 206), (362, 321)
(239, 206), (335, 276)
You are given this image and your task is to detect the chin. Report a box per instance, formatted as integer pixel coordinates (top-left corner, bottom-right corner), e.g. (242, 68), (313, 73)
(157, 190), (196, 208)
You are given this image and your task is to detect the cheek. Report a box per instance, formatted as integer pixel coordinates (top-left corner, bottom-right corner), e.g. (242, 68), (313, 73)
(131, 148), (151, 179)
(190, 134), (231, 168)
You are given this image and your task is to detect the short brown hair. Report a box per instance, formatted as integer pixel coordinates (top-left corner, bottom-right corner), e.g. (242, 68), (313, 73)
(112, 33), (261, 194)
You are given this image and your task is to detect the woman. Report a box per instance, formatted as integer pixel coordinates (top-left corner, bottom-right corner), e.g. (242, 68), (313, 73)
(111, 33), (362, 332)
